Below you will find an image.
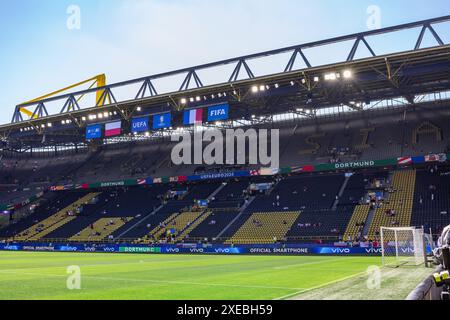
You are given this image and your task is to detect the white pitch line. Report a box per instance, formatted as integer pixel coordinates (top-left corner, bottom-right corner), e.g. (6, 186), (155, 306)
(0, 258), (220, 273)
(272, 270), (368, 300)
(272, 258), (344, 270)
(0, 269), (306, 291)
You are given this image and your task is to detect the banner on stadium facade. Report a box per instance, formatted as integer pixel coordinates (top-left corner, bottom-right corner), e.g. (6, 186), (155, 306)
(183, 109), (203, 125)
(105, 121), (122, 137)
(86, 124), (102, 139)
(153, 113), (171, 129)
(131, 117), (150, 133)
(207, 103), (229, 122)
(46, 153), (450, 192)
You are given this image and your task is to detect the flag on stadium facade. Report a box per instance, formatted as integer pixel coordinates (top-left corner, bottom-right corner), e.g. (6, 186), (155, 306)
(250, 170), (260, 176)
(260, 168), (280, 176)
(412, 156), (425, 164)
(425, 153), (447, 163)
(105, 121), (122, 137)
(397, 157), (413, 165)
(137, 179), (146, 185)
(291, 165), (314, 173)
(183, 109), (203, 125)
(153, 178), (162, 184)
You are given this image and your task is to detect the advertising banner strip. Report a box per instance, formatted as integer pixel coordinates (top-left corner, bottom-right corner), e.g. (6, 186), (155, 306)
(0, 242), (394, 256)
(47, 154), (449, 192)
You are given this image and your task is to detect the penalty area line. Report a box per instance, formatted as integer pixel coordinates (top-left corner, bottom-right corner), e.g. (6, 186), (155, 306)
(272, 270), (368, 300)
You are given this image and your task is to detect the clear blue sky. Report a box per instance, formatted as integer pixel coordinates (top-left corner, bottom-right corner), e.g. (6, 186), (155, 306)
(0, 0), (449, 124)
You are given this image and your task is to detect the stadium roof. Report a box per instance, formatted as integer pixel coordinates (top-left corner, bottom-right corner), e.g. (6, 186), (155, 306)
(2, 15), (450, 149)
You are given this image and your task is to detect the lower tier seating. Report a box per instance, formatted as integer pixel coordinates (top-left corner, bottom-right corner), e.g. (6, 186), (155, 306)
(368, 170), (416, 238)
(224, 212), (300, 244)
(69, 217), (133, 241)
(343, 205), (370, 241)
(12, 193), (99, 241)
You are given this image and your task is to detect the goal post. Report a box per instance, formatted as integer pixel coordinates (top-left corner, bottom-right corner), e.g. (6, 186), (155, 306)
(380, 226), (431, 267)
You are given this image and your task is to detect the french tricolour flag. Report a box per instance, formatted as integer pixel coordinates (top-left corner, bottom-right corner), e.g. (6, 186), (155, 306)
(183, 109), (203, 125)
(105, 121), (121, 137)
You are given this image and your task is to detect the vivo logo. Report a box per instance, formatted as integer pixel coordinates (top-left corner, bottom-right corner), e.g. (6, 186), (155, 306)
(365, 248), (382, 254)
(215, 248), (231, 253)
(60, 246), (77, 252)
(166, 248), (180, 253)
(401, 248), (415, 253)
(190, 248), (204, 253)
(331, 248), (350, 254)
(3, 245), (19, 251)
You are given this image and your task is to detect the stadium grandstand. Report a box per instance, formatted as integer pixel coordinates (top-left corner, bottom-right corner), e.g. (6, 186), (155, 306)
(1, 14), (450, 301)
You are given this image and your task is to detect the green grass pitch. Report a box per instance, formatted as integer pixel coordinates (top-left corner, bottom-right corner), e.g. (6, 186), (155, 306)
(0, 251), (427, 300)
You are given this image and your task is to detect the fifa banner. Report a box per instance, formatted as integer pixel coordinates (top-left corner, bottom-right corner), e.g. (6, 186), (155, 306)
(86, 124), (102, 139)
(48, 153), (450, 192)
(153, 113), (171, 129)
(131, 116), (149, 133)
(207, 103), (229, 121)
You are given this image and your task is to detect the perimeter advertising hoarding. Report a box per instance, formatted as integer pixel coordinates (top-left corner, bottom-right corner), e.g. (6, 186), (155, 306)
(0, 242), (387, 256)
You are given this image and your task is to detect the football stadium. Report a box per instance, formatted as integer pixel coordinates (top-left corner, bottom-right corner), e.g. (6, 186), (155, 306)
(1, 2), (450, 303)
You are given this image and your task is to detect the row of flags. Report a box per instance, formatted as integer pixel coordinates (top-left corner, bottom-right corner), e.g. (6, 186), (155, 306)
(397, 154), (448, 165)
(86, 103), (229, 139)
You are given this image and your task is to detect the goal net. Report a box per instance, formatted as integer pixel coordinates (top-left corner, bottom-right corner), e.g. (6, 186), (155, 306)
(380, 227), (430, 267)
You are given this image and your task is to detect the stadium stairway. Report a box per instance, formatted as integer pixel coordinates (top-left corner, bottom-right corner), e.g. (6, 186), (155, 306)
(69, 217), (133, 241)
(368, 170), (416, 239)
(332, 174), (352, 211)
(175, 210), (212, 241)
(186, 208), (242, 242)
(155, 211), (204, 240)
(137, 210), (204, 243)
(224, 211), (300, 244)
(12, 193), (100, 241)
(343, 204), (371, 241)
(115, 204), (165, 239)
(215, 196), (256, 240)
